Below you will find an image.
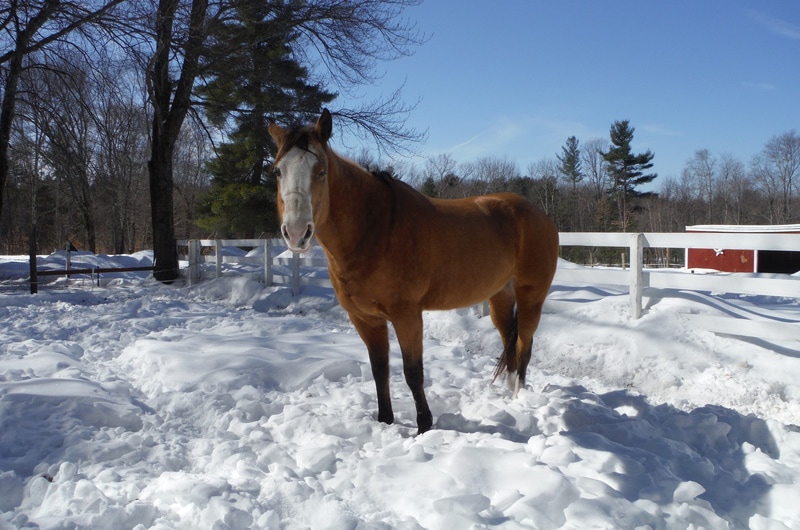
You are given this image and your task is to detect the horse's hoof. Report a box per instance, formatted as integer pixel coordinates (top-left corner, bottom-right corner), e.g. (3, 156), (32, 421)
(416, 413), (433, 434)
(506, 371), (521, 398)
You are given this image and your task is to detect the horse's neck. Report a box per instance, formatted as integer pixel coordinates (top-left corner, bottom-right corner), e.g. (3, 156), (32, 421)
(316, 156), (392, 265)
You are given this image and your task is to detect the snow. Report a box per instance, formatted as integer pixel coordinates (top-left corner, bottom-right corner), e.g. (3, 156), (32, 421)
(1, 252), (800, 529)
(686, 224), (800, 234)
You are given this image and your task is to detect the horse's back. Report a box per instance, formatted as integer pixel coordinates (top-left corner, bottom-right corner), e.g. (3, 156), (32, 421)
(406, 192), (558, 309)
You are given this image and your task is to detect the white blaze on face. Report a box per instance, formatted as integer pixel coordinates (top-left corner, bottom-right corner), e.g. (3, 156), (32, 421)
(276, 145), (318, 252)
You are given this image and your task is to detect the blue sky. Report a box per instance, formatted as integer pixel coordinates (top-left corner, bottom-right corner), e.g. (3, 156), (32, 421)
(332, 1), (800, 184)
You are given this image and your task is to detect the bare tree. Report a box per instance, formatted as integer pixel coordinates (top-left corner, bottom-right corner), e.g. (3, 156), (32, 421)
(527, 158), (561, 221)
(93, 64), (150, 253)
(751, 131), (800, 224)
(35, 57), (101, 252)
(0, 0), (125, 238)
(424, 153), (457, 182)
(461, 156), (520, 195)
(682, 149), (716, 223)
(581, 137), (610, 199)
(717, 153), (748, 224)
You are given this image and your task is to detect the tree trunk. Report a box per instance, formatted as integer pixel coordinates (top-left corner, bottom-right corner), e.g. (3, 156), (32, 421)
(0, 0), (60, 232)
(148, 137), (179, 282)
(146, 0), (207, 283)
(0, 51), (25, 228)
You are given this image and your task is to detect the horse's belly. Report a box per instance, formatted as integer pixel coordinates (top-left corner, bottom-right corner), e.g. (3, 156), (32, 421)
(421, 262), (512, 310)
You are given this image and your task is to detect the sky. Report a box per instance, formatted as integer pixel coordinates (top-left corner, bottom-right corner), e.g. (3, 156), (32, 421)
(331, 1), (800, 185)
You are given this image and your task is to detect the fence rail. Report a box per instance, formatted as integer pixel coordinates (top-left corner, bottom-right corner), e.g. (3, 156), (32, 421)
(557, 232), (799, 342)
(179, 233), (800, 342)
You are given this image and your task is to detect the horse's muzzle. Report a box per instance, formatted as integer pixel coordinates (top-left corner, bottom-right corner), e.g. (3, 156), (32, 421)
(281, 222), (315, 252)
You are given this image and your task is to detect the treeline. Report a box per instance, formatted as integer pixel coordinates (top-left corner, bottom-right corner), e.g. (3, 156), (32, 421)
(2, 2), (797, 264)
(404, 127), (800, 234)
(0, 0), (424, 280)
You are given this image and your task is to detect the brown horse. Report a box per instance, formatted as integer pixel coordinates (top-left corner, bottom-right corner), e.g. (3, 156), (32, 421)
(269, 110), (559, 434)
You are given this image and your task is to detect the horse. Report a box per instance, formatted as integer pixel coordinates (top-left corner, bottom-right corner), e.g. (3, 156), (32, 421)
(269, 109), (559, 434)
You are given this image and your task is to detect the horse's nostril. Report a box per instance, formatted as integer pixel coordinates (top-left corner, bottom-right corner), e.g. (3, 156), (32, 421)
(281, 225), (290, 240)
(304, 224), (314, 240)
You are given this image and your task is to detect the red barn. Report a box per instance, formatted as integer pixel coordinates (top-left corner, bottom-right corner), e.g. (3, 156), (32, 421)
(686, 225), (800, 274)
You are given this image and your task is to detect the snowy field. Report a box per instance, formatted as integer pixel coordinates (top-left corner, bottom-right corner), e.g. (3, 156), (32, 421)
(1, 251), (800, 529)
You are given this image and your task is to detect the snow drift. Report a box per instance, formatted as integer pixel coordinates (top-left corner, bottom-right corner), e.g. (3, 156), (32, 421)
(1, 254), (799, 529)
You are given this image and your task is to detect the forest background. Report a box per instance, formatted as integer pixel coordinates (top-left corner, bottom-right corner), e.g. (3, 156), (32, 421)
(1, 1), (798, 274)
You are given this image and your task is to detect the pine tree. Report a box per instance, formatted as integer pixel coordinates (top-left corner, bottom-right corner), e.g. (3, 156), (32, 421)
(601, 120), (657, 230)
(557, 136), (583, 192)
(557, 136), (584, 230)
(196, 1), (335, 237)
(420, 177), (437, 197)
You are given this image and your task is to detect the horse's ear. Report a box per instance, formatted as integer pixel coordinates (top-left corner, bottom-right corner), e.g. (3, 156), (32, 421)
(268, 121), (285, 145)
(316, 108), (332, 143)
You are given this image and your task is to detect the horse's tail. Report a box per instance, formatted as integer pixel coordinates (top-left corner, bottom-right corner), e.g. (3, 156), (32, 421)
(492, 308), (518, 382)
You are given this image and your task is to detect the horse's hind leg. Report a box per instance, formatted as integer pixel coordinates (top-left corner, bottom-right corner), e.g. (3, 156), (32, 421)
(512, 285), (547, 393)
(488, 282), (516, 350)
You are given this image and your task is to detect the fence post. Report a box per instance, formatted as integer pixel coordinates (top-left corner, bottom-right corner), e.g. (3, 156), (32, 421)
(291, 251), (300, 296)
(215, 240), (223, 279)
(629, 233), (643, 319)
(188, 239), (201, 285)
(263, 239), (273, 286)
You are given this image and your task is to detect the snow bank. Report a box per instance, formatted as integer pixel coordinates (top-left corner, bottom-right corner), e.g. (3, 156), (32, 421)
(1, 258), (799, 528)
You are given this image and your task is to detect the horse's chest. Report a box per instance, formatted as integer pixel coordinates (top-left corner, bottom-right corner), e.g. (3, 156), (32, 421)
(329, 270), (393, 319)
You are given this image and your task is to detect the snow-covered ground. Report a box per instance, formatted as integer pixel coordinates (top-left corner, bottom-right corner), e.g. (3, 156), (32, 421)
(1, 251), (800, 529)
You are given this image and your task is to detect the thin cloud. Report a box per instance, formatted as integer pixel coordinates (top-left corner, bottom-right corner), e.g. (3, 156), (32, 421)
(449, 132), (483, 152)
(748, 10), (800, 41)
(743, 81), (776, 91)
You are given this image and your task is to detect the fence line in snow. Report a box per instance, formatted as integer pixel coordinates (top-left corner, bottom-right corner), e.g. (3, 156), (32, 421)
(557, 232), (800, 342)
(178, 233), (800, 342)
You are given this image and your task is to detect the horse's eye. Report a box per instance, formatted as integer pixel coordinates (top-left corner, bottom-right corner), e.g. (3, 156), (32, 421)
(274, 168), (282, 179)
(318, 169), (327, 179)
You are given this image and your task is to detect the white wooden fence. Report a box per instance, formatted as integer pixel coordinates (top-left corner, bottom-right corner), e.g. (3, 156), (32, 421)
(177, 239), (328, 295)
(557, 232), (800, 341)
(179, 233), (800, 342)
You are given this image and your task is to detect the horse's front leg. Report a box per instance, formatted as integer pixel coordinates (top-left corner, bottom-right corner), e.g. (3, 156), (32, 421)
(392, 309), (433, 434)
(349, 313), (393, 425)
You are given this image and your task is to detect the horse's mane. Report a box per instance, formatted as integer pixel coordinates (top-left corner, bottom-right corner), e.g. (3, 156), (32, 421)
(371, 170), (396, 185)
(274, 124), (314, 162)
(370, 170), (421, 197)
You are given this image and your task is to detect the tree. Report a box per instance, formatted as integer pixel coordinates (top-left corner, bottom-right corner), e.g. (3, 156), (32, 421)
(750, 130), (800, 224)
(37, 57), (99, 252)
(141, 0), (210, 282)
(527, 158), (561, 222)
(682, 149), (716, 223)
(420, 176), (437, 197)
(461, 156), (520, 195)
(197, 0), (336, 237)
(557, 136), (583, 192)
(717, 154), (749, 224)
(557, 136), (584, 230)
(0, 0), (124, 240)
(581, 137), (610, 200)
(601, 120), (657, 231)
(139, 0), (424, 282)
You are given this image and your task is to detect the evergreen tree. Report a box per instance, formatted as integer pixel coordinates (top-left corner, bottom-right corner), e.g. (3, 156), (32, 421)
(196, 1), (336, 237)
(601, 120), (657, 230)
(557, 136), (583, 192)
(420, 176), (437, 197)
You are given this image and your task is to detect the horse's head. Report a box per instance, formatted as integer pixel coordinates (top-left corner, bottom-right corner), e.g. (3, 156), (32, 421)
(269, 109), (332, 253)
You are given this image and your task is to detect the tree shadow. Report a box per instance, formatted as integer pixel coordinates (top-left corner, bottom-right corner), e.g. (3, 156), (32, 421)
(555, 384), (777, 528)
